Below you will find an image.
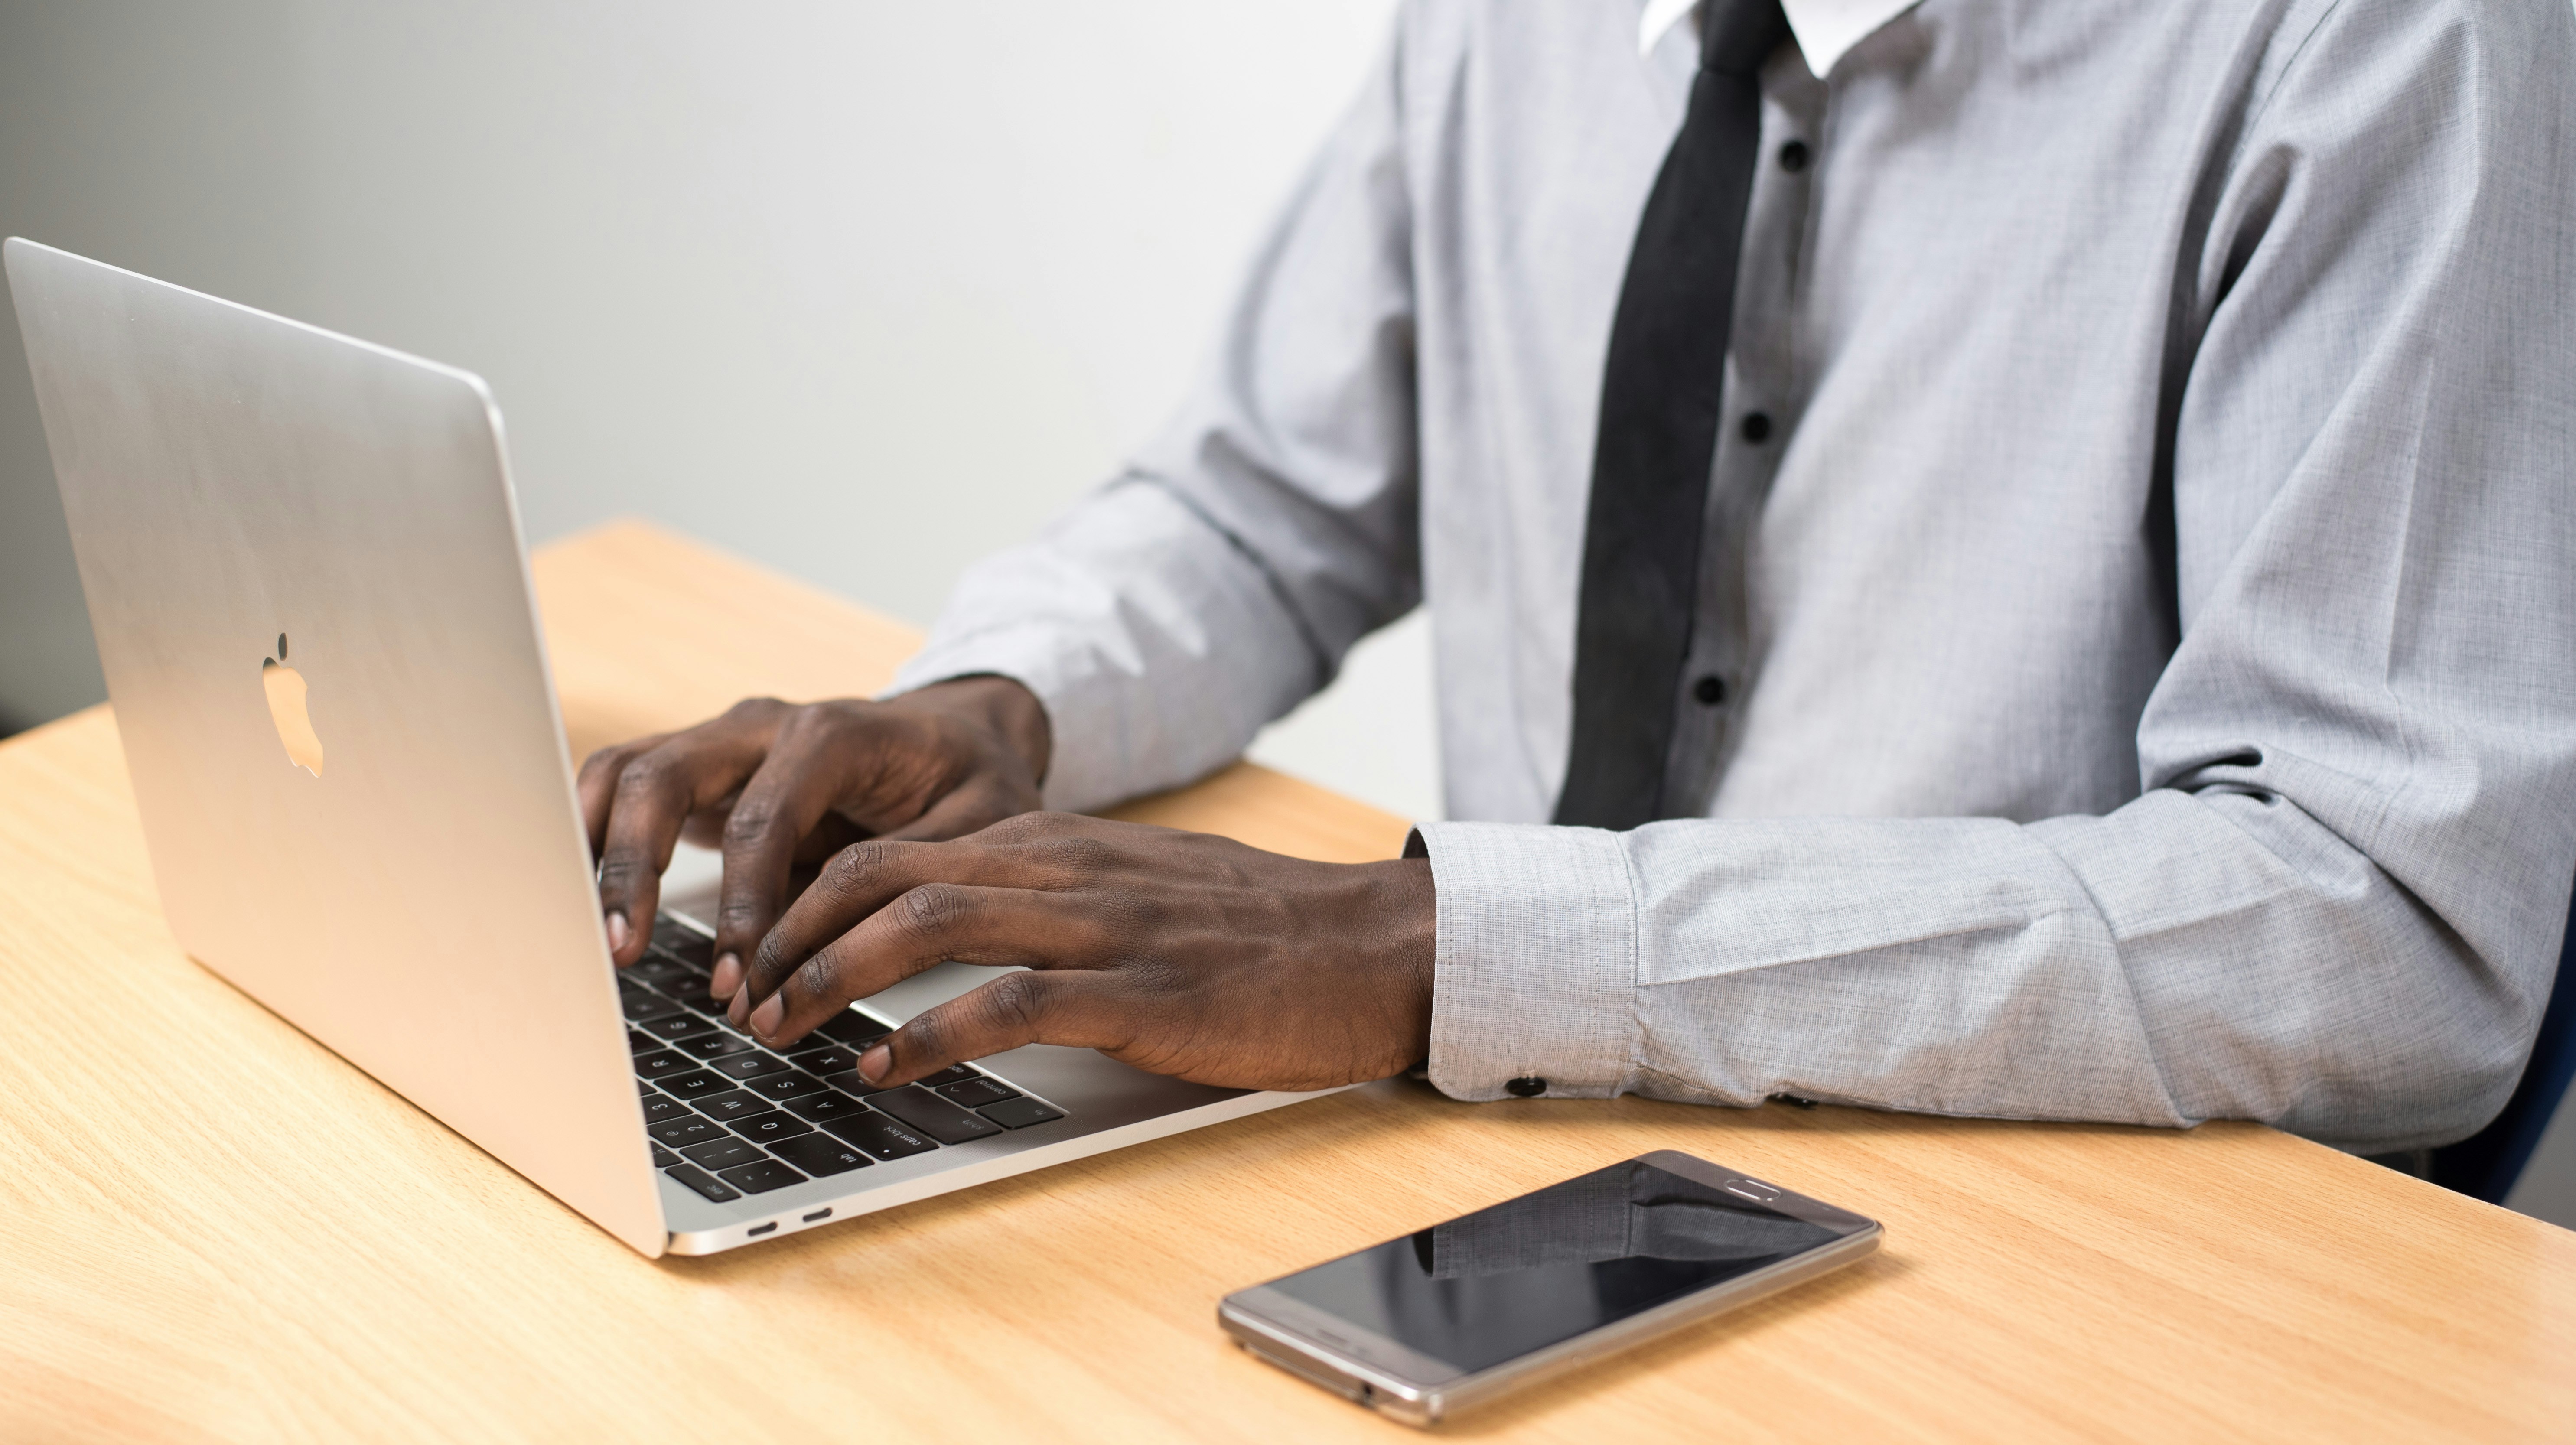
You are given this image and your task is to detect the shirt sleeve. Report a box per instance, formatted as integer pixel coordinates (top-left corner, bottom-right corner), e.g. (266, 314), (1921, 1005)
(1419, 0), (2576, 1153)
(888, 22), (1421, 814)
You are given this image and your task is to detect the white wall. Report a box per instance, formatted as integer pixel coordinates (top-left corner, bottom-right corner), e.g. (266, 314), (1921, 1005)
(0, 0), (1438, 817)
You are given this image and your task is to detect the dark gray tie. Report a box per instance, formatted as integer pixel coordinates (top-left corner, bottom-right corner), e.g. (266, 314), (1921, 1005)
(1554, 0), (1790, 829)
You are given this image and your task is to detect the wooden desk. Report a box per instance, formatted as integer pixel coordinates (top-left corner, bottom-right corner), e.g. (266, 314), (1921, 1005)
(2, 521), (2568, 1443)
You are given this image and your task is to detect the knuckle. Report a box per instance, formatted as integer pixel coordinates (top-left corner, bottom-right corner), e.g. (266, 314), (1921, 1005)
(720, 800), (779, 848)
(751, 931), (800, 984)
(785, 954), (837, 1008)
(899, 1009), (946, 1061)
(612, 754), (673, 797)
(980, 970), (1047, 1033)
(894, 883), (970, 939)
(822, 839), (894, 893)
(595, 853), (651, 892)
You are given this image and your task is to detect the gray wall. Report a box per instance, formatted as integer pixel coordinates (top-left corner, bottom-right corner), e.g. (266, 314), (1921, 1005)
(2, 0), (2566, 1230)
(0, 0), (1437, 813)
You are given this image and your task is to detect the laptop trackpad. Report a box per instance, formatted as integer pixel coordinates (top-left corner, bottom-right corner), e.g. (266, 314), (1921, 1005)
(858, 959), (1024, 1024)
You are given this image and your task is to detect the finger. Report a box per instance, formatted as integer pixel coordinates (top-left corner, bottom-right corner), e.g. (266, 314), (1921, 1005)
(596, 731), (772, 964)
(710, 730), (851, 999)
(870, 777), (1036, 843)
(577, 736), (665, 860)
(743, 840), (982, 1006)
(863, 969), (1127, 1084)
(743, 882), (1121, 1045)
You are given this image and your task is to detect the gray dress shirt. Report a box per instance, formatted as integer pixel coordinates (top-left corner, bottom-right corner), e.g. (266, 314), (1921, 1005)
(892, 0), (2576, 1152)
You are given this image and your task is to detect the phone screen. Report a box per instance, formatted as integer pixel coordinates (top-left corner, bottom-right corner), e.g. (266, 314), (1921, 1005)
(1264, 1159), (1845, 1374)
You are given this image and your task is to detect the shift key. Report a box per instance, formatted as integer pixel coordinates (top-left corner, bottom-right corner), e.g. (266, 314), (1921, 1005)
(865, 1085), (1003, 1144)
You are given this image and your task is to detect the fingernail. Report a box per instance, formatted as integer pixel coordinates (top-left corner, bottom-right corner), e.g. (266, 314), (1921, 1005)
(605, 911), (630, 955)
(748, 994), (784, 1039)
(728, 989), (750, 1026)
(710, 952), (743, 999)
(858, 1044), (892, 1083)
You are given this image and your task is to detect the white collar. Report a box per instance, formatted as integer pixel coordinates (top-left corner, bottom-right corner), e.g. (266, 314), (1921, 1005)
(1639, 0), (1921, 79)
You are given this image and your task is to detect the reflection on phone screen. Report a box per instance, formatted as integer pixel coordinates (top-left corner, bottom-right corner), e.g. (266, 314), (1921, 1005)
(1267, 1159), (1842, 1373)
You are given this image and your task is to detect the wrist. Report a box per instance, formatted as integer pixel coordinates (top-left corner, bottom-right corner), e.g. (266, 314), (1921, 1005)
(1365, 856), (1438, 1068)
(906, 674), (1052, 785)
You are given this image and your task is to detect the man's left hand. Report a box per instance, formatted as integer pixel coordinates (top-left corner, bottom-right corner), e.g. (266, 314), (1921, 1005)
(727, 812), (1437, 1092)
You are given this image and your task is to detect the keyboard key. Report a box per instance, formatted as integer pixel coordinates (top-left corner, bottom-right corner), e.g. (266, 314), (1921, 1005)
(980, 1097), (1066, 1129)
(640, 1094), (696, 1126)
(824, 1113), (939, 1160)
(913, 1065), (981, 1087)
(732, 1112), (815, 1146)
(815, 1011), (892, 1048)
(677, 1032), (760, 1060)
(626, 953), (706, 994)
(620, 986), (685, 1022)
(632, 1050), (691, 1080)
(649, 1117), (725, 1148)
(627, 1030), (658, 1055)
(692, 1089), (773, 1123)
(651, 1143), (681, 1167)
(640, 1012), (723, 1042)
(658, 1070), (729, 1100)
(647, 980), (722, 1012)
(866, 1085), (1004, 1144)
(818, 1069), (897, 1097)
(783, 1090), (870, 1123)
(937, 1077), (1020, 1108)
(680, 1138), (765, 1172)
(716, 1160), (805, 1194)
(787, 1044), (863, 1075)
(770, 1134), (873, 1177)
(651, 918), (716, 969)
(664, 1163), (739, 1202)
(711, 1052), (793, 1080)
(744, 1071), (830, 1102)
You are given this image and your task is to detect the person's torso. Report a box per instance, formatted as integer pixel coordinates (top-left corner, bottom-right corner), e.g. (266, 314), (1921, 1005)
(1404, 0), (2297, 825)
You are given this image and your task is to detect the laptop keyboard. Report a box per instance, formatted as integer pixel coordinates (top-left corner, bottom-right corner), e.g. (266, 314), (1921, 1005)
(625, 914), (1067, 1204)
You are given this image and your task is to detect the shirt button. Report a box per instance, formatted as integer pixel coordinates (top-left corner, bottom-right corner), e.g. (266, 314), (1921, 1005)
(1740, 411), (1773, 444)
(1778, 139), (1811, 172)
(1504, 1077), (1548, 1097)
(1692, 674), (1728, 706)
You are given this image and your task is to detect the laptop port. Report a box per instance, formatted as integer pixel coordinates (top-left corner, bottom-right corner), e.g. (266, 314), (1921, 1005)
(802, 1208), (833, 1222)
(747, 1222), (778, 1237)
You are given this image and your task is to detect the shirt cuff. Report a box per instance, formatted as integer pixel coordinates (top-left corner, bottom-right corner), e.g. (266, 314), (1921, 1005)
(1411, 820), (1641, 1101)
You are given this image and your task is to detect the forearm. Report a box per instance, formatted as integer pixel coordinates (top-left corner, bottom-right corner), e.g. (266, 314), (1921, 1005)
(1415, 783), (2563, 1152)
(889, 480), (1328, 812)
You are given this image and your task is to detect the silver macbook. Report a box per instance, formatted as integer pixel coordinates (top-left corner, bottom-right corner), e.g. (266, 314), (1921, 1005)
(5, 237), (1342, 1256)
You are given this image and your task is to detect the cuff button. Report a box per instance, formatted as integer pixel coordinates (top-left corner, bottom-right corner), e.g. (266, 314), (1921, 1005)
(1504, 1077), (1548, 1098)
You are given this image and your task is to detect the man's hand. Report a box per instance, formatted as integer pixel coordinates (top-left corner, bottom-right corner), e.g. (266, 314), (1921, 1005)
(578, 677), (1050, 996)
(730, 812), (1436, 1093)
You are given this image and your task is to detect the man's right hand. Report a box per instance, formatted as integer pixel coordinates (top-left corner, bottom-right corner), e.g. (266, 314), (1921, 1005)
(576, 676), (1050, 997)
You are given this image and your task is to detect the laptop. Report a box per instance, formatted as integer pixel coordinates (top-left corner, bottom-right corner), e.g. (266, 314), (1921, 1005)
(4, 238), (1342, 1256)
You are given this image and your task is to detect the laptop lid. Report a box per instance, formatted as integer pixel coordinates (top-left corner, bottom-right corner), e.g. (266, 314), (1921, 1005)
(4, 238), (665, 1256)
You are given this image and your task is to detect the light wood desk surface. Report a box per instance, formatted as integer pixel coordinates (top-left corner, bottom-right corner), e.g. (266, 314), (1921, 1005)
(2, 521), (2569, 1443)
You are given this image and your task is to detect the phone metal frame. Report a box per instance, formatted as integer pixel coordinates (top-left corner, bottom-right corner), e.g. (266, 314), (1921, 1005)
(1217, 1150), (1882, 1427)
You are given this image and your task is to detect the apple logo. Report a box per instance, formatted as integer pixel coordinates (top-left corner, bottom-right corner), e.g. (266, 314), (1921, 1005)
(261, 631), (326, 777)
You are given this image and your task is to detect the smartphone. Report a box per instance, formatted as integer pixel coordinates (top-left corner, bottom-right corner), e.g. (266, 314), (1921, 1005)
(1218, 1150), (1882, 1426)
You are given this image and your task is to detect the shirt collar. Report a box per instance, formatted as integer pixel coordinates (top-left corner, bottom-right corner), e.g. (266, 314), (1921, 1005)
(1639, 0), (1921, 78)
